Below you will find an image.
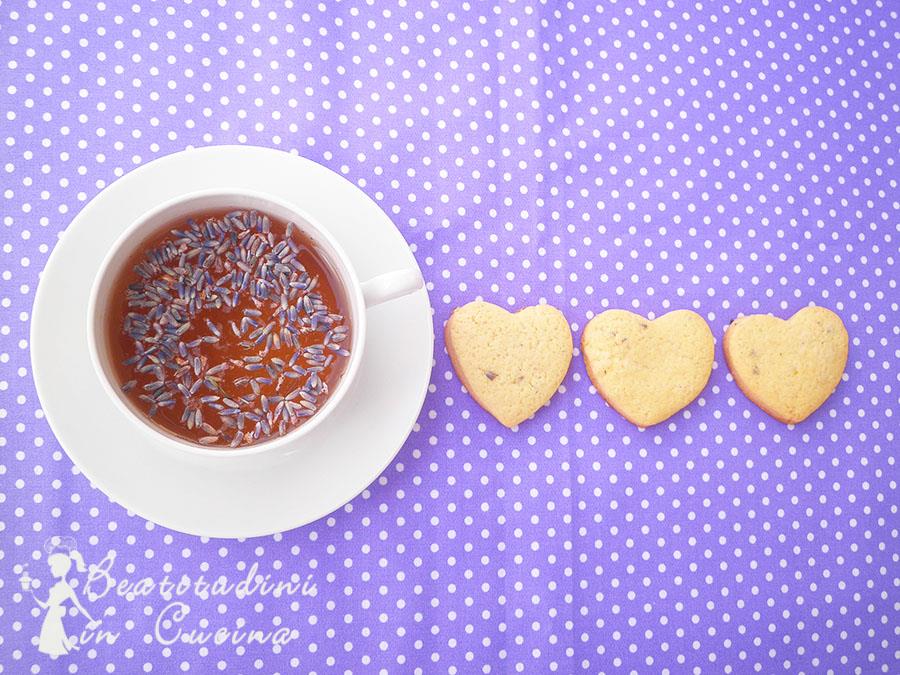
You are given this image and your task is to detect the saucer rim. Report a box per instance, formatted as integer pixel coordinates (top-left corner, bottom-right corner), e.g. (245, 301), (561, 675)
(31, 145), (434, 538)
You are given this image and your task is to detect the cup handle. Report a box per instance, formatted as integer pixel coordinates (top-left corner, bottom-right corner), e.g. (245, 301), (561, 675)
(362, 269), (425, 308)
(361, 268), (424, 308)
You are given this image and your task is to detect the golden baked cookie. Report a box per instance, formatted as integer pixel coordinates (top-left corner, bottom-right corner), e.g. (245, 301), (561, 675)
(581, 309), (714, 427)
(723, 306), (848, 424)
(445, 301), (573, 428)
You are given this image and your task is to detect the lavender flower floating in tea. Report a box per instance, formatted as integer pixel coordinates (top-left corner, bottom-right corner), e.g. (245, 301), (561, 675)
(108, 209), (351, 448)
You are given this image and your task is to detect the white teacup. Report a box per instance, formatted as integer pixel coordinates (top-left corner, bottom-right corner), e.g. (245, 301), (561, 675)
(87, 189), (423, 458)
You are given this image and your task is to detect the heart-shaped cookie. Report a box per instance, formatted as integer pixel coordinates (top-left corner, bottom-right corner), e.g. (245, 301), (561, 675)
(723, 306), (848, 424)
(445, 301), (573, 428)
(581, 309), (714, 427)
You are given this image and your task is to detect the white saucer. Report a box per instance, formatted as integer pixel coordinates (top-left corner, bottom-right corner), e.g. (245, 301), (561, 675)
(31, 146), (434, 538)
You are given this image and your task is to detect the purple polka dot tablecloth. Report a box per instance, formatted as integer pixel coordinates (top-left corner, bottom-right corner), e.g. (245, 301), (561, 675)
(2, 0), (898, 672)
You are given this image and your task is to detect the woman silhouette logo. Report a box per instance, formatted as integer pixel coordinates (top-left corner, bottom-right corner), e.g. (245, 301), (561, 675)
(22, 536), (101, 656)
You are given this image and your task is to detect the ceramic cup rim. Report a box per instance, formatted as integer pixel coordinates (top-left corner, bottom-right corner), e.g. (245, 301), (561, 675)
(86, 187), (367, 459)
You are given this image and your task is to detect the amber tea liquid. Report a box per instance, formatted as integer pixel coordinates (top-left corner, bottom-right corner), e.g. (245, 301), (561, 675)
(105, 208), (352, 447)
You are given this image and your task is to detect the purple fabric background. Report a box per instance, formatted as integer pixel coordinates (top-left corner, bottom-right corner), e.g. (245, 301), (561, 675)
(2, 1), (897, 672)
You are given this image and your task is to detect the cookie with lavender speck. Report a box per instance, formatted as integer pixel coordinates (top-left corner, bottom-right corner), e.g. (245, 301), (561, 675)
(581, 309), (714, 427)
(723, 306), (848, 424)
(445, 301), (573, 428)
